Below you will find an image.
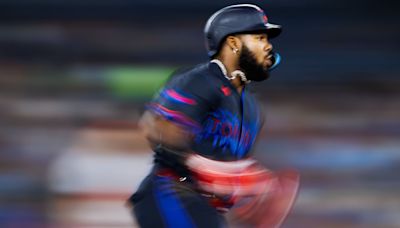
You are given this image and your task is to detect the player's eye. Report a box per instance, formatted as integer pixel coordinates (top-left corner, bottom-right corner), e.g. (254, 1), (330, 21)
(256, 35), (266, 41)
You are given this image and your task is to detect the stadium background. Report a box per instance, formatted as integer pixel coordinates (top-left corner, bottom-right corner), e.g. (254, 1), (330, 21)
(1, 0), (399, 227)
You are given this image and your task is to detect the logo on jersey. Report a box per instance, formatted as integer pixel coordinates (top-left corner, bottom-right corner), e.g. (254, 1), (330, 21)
(195, 109), (259, 158)
(220, 86), (231, 96)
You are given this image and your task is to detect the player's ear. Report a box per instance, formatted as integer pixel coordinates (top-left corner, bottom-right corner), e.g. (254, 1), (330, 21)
(226, 35), (242, 54)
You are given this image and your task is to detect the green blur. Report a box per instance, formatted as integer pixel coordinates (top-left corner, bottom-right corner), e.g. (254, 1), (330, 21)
(105, 66), (173, 98)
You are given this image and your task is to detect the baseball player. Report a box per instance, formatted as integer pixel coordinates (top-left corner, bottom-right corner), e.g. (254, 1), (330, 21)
(129, 4), (299, 228)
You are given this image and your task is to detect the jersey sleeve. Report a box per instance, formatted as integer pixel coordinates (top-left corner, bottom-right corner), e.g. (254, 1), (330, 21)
(147, 71), (217, 133)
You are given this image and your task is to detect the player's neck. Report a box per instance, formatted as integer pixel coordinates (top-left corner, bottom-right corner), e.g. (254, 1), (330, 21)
(231, 78), (244, 94)
(214, 56), (245, 94)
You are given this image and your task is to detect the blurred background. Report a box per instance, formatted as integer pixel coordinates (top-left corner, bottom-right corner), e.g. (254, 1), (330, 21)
(0, 0), (399, 227)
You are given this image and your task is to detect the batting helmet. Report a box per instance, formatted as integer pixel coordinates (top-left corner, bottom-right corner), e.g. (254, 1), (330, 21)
(204, 4), (282, 69)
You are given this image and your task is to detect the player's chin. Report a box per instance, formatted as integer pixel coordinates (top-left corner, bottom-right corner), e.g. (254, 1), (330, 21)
(263, 65), (271, 74)
(262, 62), (272, 71)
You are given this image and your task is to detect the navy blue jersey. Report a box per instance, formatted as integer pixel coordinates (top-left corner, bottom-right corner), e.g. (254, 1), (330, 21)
(148, 62), (263, 161)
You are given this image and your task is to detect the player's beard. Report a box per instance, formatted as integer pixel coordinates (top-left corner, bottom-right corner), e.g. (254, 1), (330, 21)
(238, 45), (271, 81)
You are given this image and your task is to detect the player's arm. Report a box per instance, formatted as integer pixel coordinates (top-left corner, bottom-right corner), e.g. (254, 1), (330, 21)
(139, 109), (193, 155)
(140, 71), (216, 166)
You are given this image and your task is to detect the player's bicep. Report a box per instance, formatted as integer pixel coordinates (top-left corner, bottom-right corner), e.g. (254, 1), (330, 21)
(139, 110), (194, 151)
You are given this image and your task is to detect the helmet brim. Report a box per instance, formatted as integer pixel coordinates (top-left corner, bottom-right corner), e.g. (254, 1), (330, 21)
(265, 23), (282, 38)
(234, 22), (282, 39)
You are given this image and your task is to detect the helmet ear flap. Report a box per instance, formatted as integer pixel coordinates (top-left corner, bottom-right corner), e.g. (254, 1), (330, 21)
(268, 52), (281, 71)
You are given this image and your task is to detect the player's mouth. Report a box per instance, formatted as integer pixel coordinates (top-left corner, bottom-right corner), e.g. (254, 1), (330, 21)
(264, 54), (272, 66)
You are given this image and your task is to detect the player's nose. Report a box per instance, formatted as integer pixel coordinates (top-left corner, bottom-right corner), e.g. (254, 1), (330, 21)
(265, 42), (273, 53)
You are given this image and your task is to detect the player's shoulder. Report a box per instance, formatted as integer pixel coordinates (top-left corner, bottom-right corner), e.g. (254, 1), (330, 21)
(167, 62), (221, 89)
